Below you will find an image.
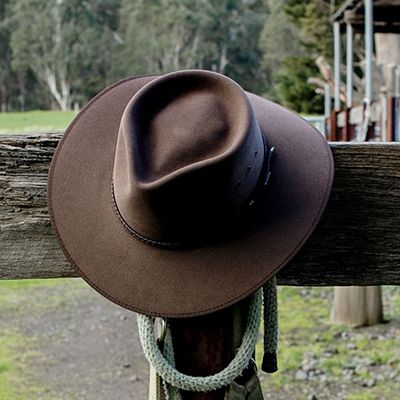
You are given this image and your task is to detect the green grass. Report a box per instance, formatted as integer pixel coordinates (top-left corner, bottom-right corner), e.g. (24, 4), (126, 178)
(347, 394), (376, 400)
(258, 286), (400, 399)
(0, 330), (48, 400)
(0, 278), (66, 289)
(0, 110), (76, 134)
(0, 279), (79, 399)
(0, 279), (69, 312)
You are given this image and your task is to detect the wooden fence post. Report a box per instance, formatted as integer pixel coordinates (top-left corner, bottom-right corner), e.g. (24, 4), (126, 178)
(168, 298), (251, 400)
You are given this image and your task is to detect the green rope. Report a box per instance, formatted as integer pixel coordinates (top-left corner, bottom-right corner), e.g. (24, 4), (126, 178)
(262, 277), (279, 373)
(137, 289), (262, 392)
(137, 280), (279, 395)
(162, 328), (182, 400)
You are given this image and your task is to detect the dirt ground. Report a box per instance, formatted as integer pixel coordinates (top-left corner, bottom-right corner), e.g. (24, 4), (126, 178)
(0, 279), (149, 400)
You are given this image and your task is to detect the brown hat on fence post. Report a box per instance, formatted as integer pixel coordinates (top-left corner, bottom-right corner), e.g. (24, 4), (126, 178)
(48, 70), (334, 318)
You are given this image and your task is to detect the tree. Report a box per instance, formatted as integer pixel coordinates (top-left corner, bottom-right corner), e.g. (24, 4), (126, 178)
(259, 0), (334, 112)
(111, 0), (267, 94)
(266, 0), (347, 113)
(111, 0), (213, 79)
(205, 0), (268, 94)
(0, 0), (18, 111)
(276, 56), (324, 113)
(284, 0), (339, 60)
(2, 0), (268, 110)
(259, 0), (303, 102)
(8, 0), (120, 110)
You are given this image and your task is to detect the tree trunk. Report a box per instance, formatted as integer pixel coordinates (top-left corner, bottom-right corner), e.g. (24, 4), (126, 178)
(17, 71), (27, 112)
(43, 66), (71, 111)
(0, 83), (8, 112)
(219, 45), (228, 74)
(331, 286), (383, 327)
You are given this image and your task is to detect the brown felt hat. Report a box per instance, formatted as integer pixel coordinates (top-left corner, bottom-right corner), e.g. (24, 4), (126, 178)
(48, 70), (333, 318)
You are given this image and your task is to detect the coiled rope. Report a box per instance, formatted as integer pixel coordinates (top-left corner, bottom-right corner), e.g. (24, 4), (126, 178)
(137, 278), (278, 393)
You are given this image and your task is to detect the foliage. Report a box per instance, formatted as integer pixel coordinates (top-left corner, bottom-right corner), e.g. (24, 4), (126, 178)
(7, 0), (120, 110)
(258, 0), (304, 101)
(284, 0), (340, 60)
(112, 0), (267, 93)
(111, 0), (213, 77)
(207, 0), (268, 93)
(0, 0), (338, 113)
(276, 56), (324, 113)
(259, 0), (333, 112)
(265, 0), (346, 112)
(0, 0), (18, 112)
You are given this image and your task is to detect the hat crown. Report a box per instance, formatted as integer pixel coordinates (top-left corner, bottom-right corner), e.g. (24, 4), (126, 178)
(49, 69), (334, 317)
(112, 70), (265, 245)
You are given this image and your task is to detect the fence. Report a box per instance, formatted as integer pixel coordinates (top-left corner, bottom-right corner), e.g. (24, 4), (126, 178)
(1, 132), (400, 399)
(304, 115), (326, 135)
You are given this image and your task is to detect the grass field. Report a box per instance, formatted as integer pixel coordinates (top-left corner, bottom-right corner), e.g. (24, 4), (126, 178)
(0, 111), (324, 135)
(0, 110), (76, 134)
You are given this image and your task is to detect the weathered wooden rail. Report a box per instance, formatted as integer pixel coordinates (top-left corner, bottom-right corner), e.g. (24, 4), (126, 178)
(1, 133), (400, 285)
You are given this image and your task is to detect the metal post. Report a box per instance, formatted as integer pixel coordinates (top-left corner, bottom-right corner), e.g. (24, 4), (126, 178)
(324, 83), (331, 139)
(395, 66), (400, 97)
(364, 0), (374, 104)
(387, 63), (396, 97)
(324, 83), (331, 119)
(394, 66), (400, 142)
(346, 22), (353, 108)
(334, 22), (341, 111)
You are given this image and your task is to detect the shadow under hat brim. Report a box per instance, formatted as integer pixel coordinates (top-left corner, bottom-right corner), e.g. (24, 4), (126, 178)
(48, 74), (334, 318)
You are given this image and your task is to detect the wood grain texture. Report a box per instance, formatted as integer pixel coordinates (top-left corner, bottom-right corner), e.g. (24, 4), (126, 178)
(169, 299), (251, 400)
(1, 133), (400, 285)
(0, 133), (76, 279)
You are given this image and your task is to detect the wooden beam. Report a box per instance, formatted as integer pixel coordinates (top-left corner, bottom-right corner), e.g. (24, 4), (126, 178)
(333, 0), (400, 22)
(332, 0), (360, 23)
(344, 8), (400, 24)
(375, 0), (400, 6)
(1, 133), (400, 285)
(335, 1), (400, 33)
(340, 22), (400, 34)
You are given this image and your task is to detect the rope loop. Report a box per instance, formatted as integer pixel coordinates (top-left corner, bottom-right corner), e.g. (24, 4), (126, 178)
(137, 289), (262, 392)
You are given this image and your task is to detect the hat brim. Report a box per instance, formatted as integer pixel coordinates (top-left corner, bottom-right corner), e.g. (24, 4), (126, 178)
(48, 75), (333, 318)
